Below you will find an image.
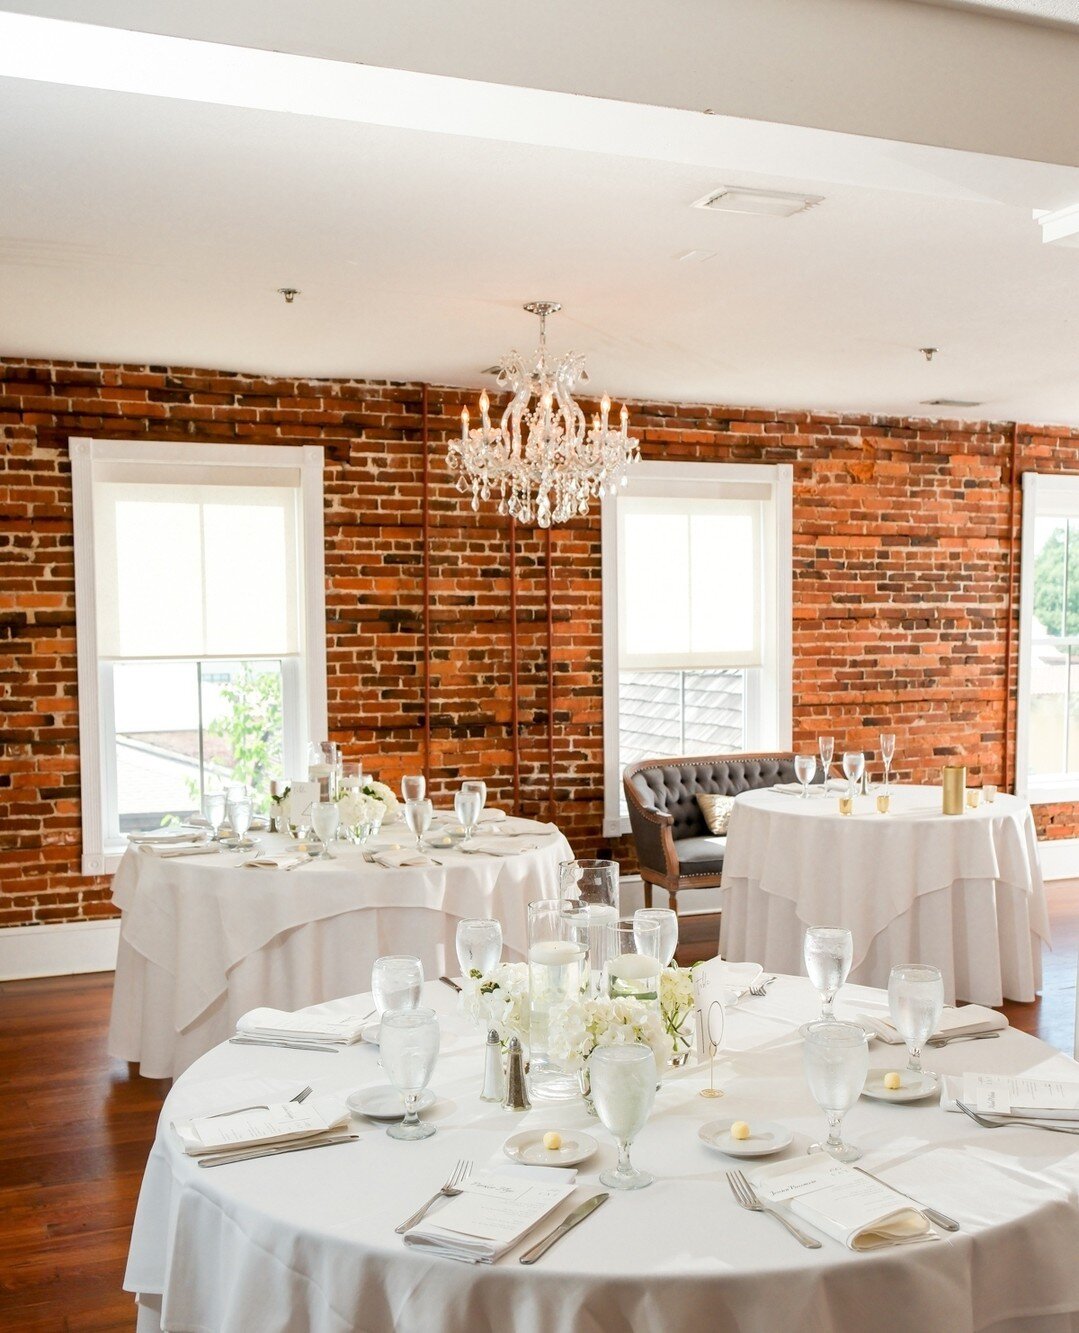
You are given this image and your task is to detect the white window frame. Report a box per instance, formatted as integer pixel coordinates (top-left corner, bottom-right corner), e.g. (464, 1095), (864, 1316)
(1016, 470), (1079, 804)
(601, 460), (793, 837)
(71, 438), (327, 874)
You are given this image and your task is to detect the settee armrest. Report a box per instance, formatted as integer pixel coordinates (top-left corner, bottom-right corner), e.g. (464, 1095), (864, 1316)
(623, 775), (678, 881)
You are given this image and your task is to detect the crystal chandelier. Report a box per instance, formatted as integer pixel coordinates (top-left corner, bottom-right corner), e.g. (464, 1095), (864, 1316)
(448, 302), (640, 528)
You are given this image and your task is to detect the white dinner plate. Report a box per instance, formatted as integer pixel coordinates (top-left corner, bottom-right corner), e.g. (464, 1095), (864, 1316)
(361, 1021), (381, 1046)
(862, 1068), (940, 1102)
(502, 1129), (598, 1167)
(699, 1118), (794, 1158)
(346, 1086), (436, 1121)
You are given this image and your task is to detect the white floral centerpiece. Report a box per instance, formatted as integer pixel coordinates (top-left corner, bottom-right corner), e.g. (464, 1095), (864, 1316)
(659, 965), (697, 1065)
(463, 962), (529, 1044)
(548, 996), (673, 1092)
(337, 780), (399, 833)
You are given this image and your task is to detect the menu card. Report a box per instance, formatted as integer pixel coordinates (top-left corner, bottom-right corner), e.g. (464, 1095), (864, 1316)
(235, 1006), (371, 1045)
(963, 1074), (1079, 1121)
(858, 1004), (1007, 1045)
(173, 1095), (348, 1156)
(750, 1155), (936, 1251)
(403, 1166), (577, 1263)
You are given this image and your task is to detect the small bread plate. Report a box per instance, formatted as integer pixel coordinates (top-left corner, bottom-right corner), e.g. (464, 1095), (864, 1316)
(699, 1118), (794, 1158)
(503, 1130), (598, 1167)
(862, 1068), (940, 1102)
(347, 1086), (436, 1121)
(360, 1020), (381, 1046)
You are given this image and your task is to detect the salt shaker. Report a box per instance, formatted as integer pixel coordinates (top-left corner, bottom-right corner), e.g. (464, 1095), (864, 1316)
(502, 1036), (531, 1111)
(480, 1029), (505, 1103)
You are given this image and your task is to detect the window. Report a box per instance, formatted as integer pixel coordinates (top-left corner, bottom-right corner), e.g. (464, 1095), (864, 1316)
(71, 440), (327, 873)
(1016, 472), (1079, 803)
(601, 462), (793, 835)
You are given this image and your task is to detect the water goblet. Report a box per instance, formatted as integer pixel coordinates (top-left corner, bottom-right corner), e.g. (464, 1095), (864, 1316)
(803, 1019), (869, 1162)
(372, 955), (424, 1016)
(818, 735), (835, 788)
(880, 733), (896, 792)
(228, 797), (253, 847)
(606, 918), (661, 1003)
(461, 779), (487, 815)
(401, 774), (426, 804)
(456, 918), (503, 981)
(453, 787), (482, 845)
(203, 791), (226, 841)
(887, 964), (944, 1079)
(404, 797), (433, 851)
(311, 801), (340, 859)
(794, 753), (817, 799)
(842, 751), (865, 798)
(804, 926), (853, 1021)
(380, 1008), (440, 1141)
(633, 908), (678, 968)
(590, 1045), (658, 1190)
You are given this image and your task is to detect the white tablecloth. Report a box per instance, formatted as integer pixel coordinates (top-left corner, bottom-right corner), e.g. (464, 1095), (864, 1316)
(127, 975), (1079, 1333)
(108, 822), (573, 1078)
(719, 786), (1051, 1006)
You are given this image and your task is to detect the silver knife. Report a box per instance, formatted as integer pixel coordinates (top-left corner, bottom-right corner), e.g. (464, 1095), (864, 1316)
(519, 1193), (609, 1264)
(852, 1166), (960, 1231)
(229, 1036), (339, 1053)
(197, 1131), (357, 1168)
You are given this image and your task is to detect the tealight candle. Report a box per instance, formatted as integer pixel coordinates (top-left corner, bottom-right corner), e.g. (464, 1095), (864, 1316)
(838, 796), (853, 816)
(876, 794), (890, 814)
(985, 784), (997, 803)
(967, 789), (981, 809)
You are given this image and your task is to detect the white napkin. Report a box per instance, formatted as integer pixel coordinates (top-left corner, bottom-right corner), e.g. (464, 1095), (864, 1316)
(403, 1165), (578, 1263)
(769, 783), (809, 795)
(859, 1005), (1008, 1045)
(128, 827), (209, 845)
(139, 843), (220, 859)
(236, 1006), (371, 1045)
(461, 838), (534, 858)
(374, 849), (442, 868)
(244, 854), (308, 871)
(173, 1093), (348, 1156)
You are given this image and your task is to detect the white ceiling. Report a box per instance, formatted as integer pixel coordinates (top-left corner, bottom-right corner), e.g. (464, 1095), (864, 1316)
(3, 4), (1079, 422)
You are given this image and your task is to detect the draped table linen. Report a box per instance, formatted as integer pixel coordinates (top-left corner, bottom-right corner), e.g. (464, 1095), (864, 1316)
(126, 975), (1079, 1333)
(108, 822), (572, 1078)
(719, 786), (1050, 1005)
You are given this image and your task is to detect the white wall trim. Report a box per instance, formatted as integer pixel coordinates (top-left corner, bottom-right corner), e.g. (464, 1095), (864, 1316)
(1039, 837), (1079, 882)
(0, 919), (119, 981)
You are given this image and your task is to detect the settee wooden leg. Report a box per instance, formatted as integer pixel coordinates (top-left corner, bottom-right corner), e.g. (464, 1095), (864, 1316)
(667, 891), (677, 915)
(644, 882), (654, 909)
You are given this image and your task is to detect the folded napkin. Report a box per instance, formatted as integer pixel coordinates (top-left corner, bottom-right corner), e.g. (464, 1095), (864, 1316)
(236, 1005), (371, 1046)
(770, 782), (810, 795)
(128, 827), (209, 845)
(463, 838), (535, 857)
(403, 1165), (577, 1263)
(139, 843), (220, 859)
(859, 1005), (1008, 1045)
(374, 849), (442, 868)
(173, 1093), (348, 1156)
(941, 1073), (1079, 1126)
(244, 854), (307, 871)
(750, 1155), (935, 1251)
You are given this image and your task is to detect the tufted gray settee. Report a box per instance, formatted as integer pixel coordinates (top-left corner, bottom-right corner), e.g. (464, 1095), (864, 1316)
(623, 752), (805, 912)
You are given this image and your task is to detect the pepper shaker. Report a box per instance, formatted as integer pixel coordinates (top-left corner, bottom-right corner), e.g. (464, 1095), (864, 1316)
(502, 1036), (531, 1111)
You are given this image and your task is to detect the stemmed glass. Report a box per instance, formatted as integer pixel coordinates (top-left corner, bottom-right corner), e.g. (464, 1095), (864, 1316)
(456, 919), (503, 981)
(818, 736), (835, 791)
(880, 733), (896, 792)
(380, 1008), (440, 1141)
(404, 798), (433, 852)
(401, 775), (426, 804)
(842, 751), (865, 798)
(311, 801), (340, 859)
(633, 908), (678, 968)
(887, 964), (944, 1080)
(372, 955), (424, 1015)
(203, 791), (226, 841)
(803, 1020), (869, 1162)
(590, 1044), (658, 1190)
(794, 753), (817, 800)
(228, 797), (253, 847)
(461, 779), (487, 818)
(804, 926), (853, 1021)
(454, 786), (483, 845)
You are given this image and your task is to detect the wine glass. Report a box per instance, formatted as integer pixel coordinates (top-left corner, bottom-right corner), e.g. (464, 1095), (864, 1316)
(401, 774), (425, 804)
(633, 908), (678, 968)
(456, 919), (503, 980)
(880, 733), (896, 792)
(589, 1044), (658, 1190)
(228, 797), (253, 846)
(887, 964), (944, 1079)
(606, 918), (661, 1001)
(311, 801), (340, 859)
(372, 955), (424, 1016)
(803, 1020), (869, 1162)
(404, 797), (433, 851)
(453, 787), (482, 845)
(794, 753), (817, 800)
(841, 751), (865, 798)
(461, 779), (487, 817)
(804, 926), (853, 1021)
(818, 735), (835, 789)
(380, 1008), (440, 1141)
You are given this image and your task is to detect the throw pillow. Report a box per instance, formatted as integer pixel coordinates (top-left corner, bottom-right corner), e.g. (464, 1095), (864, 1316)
(696, 792), (735, 835)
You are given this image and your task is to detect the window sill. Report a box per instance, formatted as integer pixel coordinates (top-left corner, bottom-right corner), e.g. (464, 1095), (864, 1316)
(1025, 783), (1079, 807)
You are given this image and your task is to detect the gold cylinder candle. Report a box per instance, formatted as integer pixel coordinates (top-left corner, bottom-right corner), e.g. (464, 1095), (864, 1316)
(838, 795), (853, 816)
(876, 793), (890, 814)
(942, 765), (966, 816)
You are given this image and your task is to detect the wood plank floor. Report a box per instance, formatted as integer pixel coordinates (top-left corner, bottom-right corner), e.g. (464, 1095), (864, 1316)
(2, 884), (1077, 1330)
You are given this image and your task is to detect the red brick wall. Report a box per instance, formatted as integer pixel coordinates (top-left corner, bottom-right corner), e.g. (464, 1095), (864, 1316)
(2, 357), (1078, 928)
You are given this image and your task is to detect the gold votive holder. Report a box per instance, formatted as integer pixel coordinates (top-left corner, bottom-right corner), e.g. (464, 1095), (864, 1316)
(876, 793), (890, 814)
(838, 795), (853, 816)
(984, 784), (997, 803)
(966, 789), (981, 809)
(942, 765), (966, 816)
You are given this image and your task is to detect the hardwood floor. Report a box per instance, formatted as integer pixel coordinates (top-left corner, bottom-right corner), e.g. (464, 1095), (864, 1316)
(2, 884), (1077, 1330)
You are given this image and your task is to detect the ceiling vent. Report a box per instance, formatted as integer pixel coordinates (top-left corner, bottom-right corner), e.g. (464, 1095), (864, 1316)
(921, 398), (984, 408)
(691, 187), (823, 218)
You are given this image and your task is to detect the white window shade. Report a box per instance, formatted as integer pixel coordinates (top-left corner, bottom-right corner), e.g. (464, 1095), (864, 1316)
(93, 473), (302, 659)
(616, 497), (762, 670)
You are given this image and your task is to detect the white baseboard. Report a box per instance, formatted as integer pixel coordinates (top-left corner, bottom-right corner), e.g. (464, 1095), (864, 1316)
(0, 919), (120, 981)
(1038, 838), (1079, 882)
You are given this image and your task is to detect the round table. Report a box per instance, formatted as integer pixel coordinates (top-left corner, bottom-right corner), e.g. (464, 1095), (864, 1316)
(719, 785), (1050, 1006)
(126, 975), (1079, 1333)
(108, 818), (573, 1078)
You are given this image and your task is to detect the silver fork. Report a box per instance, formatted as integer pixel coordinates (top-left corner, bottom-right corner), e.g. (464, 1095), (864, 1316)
(749, 975), (776, 997)
(926, 1032), (1000, 1048)
(207, 1084), (312, 1120)
(395, 1159), (473, 1234)
(955, 1100), (1079, 1134)
(726, 1169), (822, 1248)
